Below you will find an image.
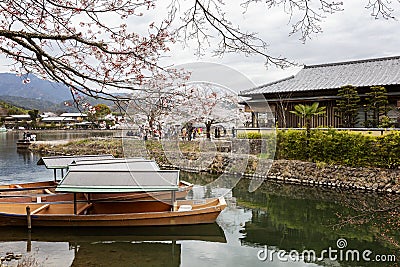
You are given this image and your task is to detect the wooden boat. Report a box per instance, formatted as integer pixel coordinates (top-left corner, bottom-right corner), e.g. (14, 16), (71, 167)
(1, 157), (192, 201)
(0, 180), (193, 203)
(37, 154), (115, 180)
(0, 180), (58, 193)
(0, 197), (226, 227)
(0, 158), (219, 228)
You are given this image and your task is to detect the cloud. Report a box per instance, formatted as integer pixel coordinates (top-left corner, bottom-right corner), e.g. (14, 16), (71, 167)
(1, 0), (400, 90)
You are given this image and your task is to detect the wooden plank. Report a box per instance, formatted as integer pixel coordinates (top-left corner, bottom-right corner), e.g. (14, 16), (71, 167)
(77, 203), (93, 215)
(44, 189), (55, 194)
(31, 204), (50, 215)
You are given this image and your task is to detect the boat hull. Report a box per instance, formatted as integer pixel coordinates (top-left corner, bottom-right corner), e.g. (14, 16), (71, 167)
(16, 140), (31, 149)
(0, 198), (226, 227)
(0, 180), (57, 190)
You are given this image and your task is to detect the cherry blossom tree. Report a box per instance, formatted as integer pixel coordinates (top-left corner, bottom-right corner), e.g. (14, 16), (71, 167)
(125, 85), (186, 137)
(1, 0), (399, 103)
(125, 82), (248, 139)
(162, 83), (248, 139)
(0, 0), (179, 103)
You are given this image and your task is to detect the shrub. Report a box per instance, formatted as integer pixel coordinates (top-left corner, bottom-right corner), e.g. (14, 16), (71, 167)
(241, 129), (400, 169)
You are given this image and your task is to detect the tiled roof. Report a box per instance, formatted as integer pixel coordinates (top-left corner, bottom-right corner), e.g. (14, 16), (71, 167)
(240, 56), (400, 96)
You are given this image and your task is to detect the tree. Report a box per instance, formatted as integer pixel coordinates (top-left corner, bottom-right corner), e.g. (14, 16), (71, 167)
(28, 109), (39, 129)
(290, 102), (325, 159)
(1, 1), (399, 102)
(166, 83), (240, 139)
(364, 86), (389, 128)
(125, 86), (184, 137)
(93, 104), (111, 119)
(126, 82), (250, 140)
(86, 103), (112, 127)
(335, 85), (360, 128)
(290, 102), (326, 136)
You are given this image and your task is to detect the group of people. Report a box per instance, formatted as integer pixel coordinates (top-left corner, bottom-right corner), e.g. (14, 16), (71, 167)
(125, 124), (236, 141)
(22, 131), (36, 141)
(181, 127), (203, 141)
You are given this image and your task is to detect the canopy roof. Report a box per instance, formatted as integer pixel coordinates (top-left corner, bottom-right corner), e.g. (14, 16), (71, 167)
(37, 154), (115, 169)
(56, 169), (179, 193)
(69, 157), (159, 171)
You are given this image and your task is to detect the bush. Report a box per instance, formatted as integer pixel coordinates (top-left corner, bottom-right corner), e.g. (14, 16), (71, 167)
(240, 129), (400, 169)
(237, 131), (262, 139)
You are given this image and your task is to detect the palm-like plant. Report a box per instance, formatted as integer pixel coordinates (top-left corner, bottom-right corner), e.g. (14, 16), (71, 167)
(290, 102), (326, 136)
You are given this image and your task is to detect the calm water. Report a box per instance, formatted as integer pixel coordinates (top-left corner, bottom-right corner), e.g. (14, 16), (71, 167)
(0, 131), (398, 266)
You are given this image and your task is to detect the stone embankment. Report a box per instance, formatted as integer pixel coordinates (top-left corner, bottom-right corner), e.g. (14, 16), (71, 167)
(264, 160), (400, 194)
(161, 155), (400, 194)
(30, 139), (400, 194)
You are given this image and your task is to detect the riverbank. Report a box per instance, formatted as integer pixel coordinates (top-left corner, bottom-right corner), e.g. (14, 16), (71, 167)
(30, 138), (400, 194)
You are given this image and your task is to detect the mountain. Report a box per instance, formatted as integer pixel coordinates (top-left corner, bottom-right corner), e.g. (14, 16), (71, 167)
(0, 73), (72, 103)
(0, 95), (77, 113)
(0, 72), (127, 113)
(0, 100), (29, 115)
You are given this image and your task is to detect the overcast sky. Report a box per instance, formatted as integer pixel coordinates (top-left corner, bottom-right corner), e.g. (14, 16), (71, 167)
(160, 0), (400, 88)
(1, 0), (400, 91)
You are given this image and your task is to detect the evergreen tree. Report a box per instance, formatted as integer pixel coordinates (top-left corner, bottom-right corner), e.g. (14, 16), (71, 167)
(290, 102), (326, 158)
(364, 86), (389, 128)
(28, 109), (40, 129)
(335, 85), (360, 128)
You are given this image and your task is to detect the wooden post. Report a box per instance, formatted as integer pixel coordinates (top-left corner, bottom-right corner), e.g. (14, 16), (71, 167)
(171, 191), (176, 211)
(172, 240), (176, 264)
(53, 169), (57, 182)
(61, 168), (64, 178)
(73, 193), (77, 215)
(171, 191), (176, 204)
(26, 206), (31, 230)
(27, 230), (32, 252)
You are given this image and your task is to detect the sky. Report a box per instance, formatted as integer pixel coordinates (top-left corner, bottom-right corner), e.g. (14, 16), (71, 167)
(1, 0), (400, 92)
(159, 0), (400, 88)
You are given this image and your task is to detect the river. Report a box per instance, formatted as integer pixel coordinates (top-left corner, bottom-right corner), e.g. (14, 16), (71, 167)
(0, 131), (398, 266)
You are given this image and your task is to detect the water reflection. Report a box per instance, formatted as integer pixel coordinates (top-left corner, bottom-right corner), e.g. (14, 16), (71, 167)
(0, 224), (226, 267)
(71, 242), (181, 267)
(230, 179), (399, 266)
(182, 173), (399, 266)
(0, 131), (119, 184)
(0, 133), (399, 266)
(16, 149), (35, 164)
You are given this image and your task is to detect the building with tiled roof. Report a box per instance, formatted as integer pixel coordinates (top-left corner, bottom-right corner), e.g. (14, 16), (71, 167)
(240, 56), (400, 128)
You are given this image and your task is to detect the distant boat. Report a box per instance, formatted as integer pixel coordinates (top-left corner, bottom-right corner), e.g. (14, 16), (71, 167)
(16, 132), (36, 149)
(0, 197), (226, 227)
(16, 138), (31, 149)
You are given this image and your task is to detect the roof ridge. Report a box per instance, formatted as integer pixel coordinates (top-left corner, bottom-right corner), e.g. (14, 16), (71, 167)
(304, 55), (400, 69)
(240, 75), (295, 94)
